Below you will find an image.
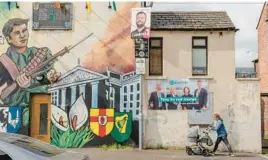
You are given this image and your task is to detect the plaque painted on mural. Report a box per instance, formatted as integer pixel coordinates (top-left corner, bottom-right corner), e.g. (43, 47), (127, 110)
(147, 79), (209, 110)
(32, 2), (73, 30)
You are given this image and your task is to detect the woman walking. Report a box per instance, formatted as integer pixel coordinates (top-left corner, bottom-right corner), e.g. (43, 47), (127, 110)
(209, 113), (234, 156)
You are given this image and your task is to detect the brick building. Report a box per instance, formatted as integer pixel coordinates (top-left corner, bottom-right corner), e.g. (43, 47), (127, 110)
(256, 2), (268, 138)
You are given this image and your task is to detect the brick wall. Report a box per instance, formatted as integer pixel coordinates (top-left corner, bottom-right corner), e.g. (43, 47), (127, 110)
(258, 3), (268, 138)
(261, 97), (268, 137)
(258, 4), (268, 93)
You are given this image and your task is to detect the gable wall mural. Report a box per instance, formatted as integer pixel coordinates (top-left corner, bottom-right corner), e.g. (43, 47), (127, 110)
(0, 2), (141, 148)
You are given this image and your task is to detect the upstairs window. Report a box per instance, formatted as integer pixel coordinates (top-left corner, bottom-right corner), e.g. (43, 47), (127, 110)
(192, 37), (208, 75)
(149, 38), (163, 76)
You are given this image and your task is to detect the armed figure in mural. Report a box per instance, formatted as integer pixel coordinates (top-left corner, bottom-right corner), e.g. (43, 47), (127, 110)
(0, 18), (61, 107)
(0, 18), (92, 126)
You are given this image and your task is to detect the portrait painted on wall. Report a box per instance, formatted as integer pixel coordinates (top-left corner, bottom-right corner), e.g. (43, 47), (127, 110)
(0, 17), (61, 136)
(147, 79), (209, 111)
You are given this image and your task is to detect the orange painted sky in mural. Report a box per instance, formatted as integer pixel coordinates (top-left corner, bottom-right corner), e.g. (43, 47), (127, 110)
(81, 2), (139, 74)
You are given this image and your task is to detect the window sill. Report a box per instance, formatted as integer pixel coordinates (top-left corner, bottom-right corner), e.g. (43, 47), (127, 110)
(188, 76), (214, 80)
(236, 78), (260, 81)
(145, 76), (167, 80)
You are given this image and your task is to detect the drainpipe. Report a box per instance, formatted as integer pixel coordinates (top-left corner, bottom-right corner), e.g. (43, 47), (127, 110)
(139, 71), (143, 150)
(138, 2), (144, 151)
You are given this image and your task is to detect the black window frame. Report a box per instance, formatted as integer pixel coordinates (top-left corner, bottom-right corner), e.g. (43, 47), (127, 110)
(192, 37), (208, 76)
(149, 37), (163, 76)
(130, 85), (133, 92)
(137, 83), (140, 91)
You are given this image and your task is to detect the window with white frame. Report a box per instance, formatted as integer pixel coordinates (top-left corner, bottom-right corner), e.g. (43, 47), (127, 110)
(133, 82), (141, 119)
(124, 86), (127, 93)
(51, 90), (59, 105)
(109, 87), (115, 108)
(121, 81), (141, 119)
(123, 84), (128, 112)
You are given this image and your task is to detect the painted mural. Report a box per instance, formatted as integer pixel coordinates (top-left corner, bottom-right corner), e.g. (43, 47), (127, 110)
(0, 107), (8, 132)
(0, 13), (60, 135)
(147, 79), (213, 124)
(51, 95), (94, 148)
(0, 1), (141, 148)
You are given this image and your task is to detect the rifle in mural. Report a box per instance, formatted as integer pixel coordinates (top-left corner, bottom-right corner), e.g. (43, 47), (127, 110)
(1, 33), (93, 100)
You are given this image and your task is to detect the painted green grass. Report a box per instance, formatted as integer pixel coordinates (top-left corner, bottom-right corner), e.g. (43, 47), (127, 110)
(51, 125), (94, 148)
(100, 143), (134, 150)
(145, 144), (168, 150)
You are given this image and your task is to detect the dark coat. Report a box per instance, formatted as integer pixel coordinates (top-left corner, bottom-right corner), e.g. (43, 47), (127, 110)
(181, 94), (195, 110)
(194, 88), (208, 109)
(166, 94), (178, 110)
(148, 91), (165, 110)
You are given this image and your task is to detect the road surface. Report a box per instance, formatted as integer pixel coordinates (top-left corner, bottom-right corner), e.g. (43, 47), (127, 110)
(67, 148), (268, 160)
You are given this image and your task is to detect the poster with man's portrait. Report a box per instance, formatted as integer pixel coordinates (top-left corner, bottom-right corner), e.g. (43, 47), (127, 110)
(147, 79), (210, 111)
(131, 8), (151, 39)
(147, 79), (213, 124)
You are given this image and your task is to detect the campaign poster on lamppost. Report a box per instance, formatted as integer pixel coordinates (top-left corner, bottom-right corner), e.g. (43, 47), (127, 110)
(131, 8), (151, 39)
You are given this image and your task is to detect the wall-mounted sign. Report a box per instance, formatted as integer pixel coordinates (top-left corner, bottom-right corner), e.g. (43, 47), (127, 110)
(32, 2), (73, 30)
(131, 8), (151, 39)
(135, 38), (148, 58)
(136, 58), (146, 75)
(145, 2), (153, 7)
(0, 36), (4, 45)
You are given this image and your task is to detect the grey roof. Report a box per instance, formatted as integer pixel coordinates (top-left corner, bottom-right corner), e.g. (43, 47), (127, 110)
(151, 11), (237, 31)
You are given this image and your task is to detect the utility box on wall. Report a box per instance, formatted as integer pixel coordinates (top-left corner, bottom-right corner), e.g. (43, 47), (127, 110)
(188, 92), (214, 125)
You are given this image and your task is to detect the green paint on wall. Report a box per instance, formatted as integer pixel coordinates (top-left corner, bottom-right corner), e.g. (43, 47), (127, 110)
(22, 107), (29, 126)
(51, 124), (95, 148)
(0, 2), (16, 10)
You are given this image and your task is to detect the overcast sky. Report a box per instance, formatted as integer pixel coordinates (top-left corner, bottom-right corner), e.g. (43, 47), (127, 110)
(152, 2), (263, 68)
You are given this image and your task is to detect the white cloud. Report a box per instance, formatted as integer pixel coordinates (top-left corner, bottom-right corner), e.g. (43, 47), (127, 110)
(152, 2), (263, 67)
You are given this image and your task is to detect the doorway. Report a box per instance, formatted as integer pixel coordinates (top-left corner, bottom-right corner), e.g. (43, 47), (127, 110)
(30, 93), (51, 143)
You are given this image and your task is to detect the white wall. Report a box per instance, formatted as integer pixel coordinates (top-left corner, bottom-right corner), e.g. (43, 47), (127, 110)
(142, 30), (261, 153)
(143, 79), (261, 153)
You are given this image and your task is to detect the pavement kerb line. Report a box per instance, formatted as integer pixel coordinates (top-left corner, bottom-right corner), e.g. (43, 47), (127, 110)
(259, 154), (268, 159)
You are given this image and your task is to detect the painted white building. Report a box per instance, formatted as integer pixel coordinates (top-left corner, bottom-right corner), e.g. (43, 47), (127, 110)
(120, 71), (141, 120)
(49, 64), (141, 120)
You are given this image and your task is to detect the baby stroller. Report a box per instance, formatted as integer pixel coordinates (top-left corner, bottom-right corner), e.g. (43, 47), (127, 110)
(186, 126), (213, 156)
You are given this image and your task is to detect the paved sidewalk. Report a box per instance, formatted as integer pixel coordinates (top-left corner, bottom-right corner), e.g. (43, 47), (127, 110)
(66, 148), (268, 160)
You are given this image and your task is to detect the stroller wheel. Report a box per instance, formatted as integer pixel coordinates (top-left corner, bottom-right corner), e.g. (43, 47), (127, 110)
(186, 147), (193, 156)
(202, 149), (209, 157)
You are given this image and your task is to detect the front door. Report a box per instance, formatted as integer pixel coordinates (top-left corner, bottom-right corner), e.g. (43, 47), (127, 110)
(30, 94), (51, 143)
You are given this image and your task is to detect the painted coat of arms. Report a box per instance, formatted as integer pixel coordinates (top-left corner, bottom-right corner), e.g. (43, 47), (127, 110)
(7, 106), (22, 133)
(111, 112), (132, 142)
(90, 108), (114, 138)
